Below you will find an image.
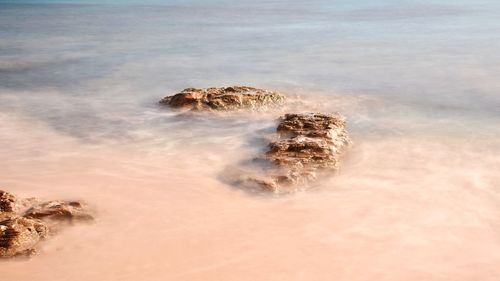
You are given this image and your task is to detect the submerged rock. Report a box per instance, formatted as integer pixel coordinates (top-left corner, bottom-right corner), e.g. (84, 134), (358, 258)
(243, 113), (351, 193)
(269, 113), (350, 169)
(0, 190), (93, 258)
(0, 217), (48, 258)
(24, 200), (94, 222)
(0, 191), (37, 220)
(159, 86), (285, 111)
(0, 190), (18, 216)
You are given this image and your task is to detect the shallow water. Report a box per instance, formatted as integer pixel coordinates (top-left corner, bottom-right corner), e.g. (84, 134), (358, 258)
(1, 1), (500, 280)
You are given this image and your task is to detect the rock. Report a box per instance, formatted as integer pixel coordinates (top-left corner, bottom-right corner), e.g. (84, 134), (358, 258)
(159, 86), (285, 111)
(0, 217), (48, 258)
(0, 190), (93, 258)
(24, 200), (94, 222)
(0, 190), (18, 217)
(1, 191), (38, 220)
(268, 113), (350, 169)
(245, 113), (351, 193)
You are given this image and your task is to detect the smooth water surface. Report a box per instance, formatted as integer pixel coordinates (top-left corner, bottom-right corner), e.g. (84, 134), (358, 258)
(1, 1), (500, 280)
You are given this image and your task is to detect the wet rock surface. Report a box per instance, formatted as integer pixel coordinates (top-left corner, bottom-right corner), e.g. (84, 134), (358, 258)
(0, 190), (93, 258)
(240, 113), (351, 193)
(25, 200), (94, 222)
(0, 190), (18, 215)
(159, 86), (285, 111)
(0, 217), (48, 258)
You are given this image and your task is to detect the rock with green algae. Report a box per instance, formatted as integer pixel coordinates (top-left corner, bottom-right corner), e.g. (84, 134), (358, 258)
(159, 86), (285, 111)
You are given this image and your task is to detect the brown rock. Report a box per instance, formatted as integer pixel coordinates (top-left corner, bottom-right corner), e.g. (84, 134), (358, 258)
(0, 190), (93, 258)
(24, 200), (94, 222)
(159, 86), (285, 111)
(0, 190), (18, 215)
(245, 113), (351, 193)
(0, 217), (48, 258)
(1, 190), (39, 220)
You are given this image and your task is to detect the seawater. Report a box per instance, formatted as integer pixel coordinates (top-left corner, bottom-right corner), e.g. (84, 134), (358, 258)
(1, 1), (500, 280)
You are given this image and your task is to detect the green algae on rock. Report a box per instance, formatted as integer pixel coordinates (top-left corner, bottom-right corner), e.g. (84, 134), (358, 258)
(159, 86), (285, 111)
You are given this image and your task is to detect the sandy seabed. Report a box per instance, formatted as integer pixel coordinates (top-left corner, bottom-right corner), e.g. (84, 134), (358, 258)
(1, 97), (500, 281)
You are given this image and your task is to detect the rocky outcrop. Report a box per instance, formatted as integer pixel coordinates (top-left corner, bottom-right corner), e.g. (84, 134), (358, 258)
(0, 190), (93, 258)
(160, 85), (350, 193)
(241, 113), (351, 193)
(159, 86), (285, 111)
(0, 217), (48, 258)
(24, 200), (93, 222)
(0, 190), (18, 216)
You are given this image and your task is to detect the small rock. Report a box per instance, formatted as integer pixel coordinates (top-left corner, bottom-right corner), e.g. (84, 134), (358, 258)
(0, 217), (48, 258)
(24, 200), (94, 222)
(159, 86), (285, 111)
(0, 190), (18, 215)
(245, 113), (351, 193)
(0, 190), (93, 258)
(1, 190), (39, 220)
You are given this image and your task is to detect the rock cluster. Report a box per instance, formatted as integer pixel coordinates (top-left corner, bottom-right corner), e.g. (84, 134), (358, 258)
(242, 113), (351, 193)
(160, 86), (352, 194)
(159, 86), (285, 111)
(0, 190), (92, 258)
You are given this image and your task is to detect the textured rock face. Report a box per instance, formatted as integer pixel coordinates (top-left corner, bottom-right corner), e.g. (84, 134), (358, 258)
(0, 190), (93, 258)
(159, 86), (285, 111)
(24, 200), (94, 222)
(0, 217), (48, 258)
(0, 190), (18, 215)
(244, 113), (351, 193)
(269, 113), (350, 169)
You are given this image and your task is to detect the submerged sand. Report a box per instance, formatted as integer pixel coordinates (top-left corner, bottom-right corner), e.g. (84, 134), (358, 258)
(1, 92), (500, 280)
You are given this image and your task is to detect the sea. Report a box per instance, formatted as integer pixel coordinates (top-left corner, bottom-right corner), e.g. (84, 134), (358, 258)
(1, 0), (500, 280)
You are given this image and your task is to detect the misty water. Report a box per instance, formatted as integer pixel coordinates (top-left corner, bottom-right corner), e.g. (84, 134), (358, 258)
(1, 1), (500, 280)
